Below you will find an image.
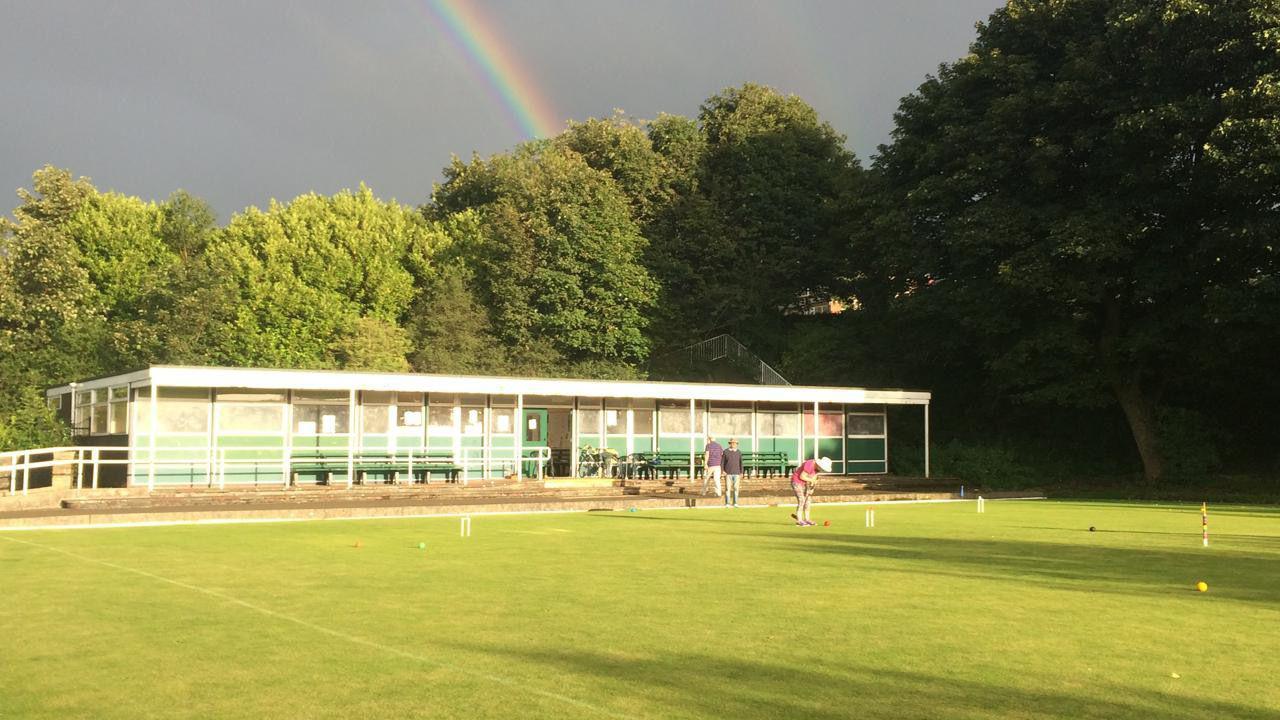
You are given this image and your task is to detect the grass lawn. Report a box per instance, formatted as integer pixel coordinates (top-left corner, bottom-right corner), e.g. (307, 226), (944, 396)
(2, 500), (1278, 719)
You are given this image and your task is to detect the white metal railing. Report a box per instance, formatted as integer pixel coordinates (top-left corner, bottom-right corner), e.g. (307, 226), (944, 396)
(0, 446), (213, 495)
(460, 445), (552, 484)
(1, 444), (556, 495)
(682, 334), (791, 386)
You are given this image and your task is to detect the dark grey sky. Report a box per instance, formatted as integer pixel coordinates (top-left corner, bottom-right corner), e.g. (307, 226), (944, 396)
(1, 0), (1002, 220)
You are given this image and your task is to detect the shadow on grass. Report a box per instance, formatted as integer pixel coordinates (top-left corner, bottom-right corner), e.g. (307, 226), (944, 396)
(447, 640), (1280, 720)
(742, 531), (1280, 608)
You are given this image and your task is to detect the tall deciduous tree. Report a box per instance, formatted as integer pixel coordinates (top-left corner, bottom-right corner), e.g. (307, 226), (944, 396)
(650, 84), (860, 354)
(184, 187), (443, 370)
(555, 113), (671, 225)
(431, 144), (657, 368)
(871, 0), (1280, 481)
(0, 167), (180, 448)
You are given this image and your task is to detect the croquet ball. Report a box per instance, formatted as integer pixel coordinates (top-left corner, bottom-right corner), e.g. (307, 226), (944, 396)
(823, 520), (831, 527)
(1196, 581), (1208, 592)
(1089, 526), (1096, 532)
(418, 542), (426, 550)
(629, 507), (637, 512)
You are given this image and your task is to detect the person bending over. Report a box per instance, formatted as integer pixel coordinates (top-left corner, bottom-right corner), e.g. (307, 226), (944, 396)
(790, 456), (832, 526)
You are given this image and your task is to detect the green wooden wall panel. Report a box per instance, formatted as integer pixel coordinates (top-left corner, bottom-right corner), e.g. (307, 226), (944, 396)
(846, 438), (887, 462)
(657, 437), (692, 453)
(818, 438), (844, 460)
(846, 460), (887, 474)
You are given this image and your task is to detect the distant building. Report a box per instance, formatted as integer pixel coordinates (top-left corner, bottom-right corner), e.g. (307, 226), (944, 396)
(787, 291), (856, 316)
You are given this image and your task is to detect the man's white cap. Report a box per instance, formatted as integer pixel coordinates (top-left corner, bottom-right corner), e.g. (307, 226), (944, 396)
(816, 456), (833, 472)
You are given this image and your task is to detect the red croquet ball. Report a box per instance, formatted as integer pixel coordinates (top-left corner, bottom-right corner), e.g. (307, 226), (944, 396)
(823, 520), (831, 527)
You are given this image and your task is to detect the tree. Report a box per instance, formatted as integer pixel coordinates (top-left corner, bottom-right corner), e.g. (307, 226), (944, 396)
(159, 190), (217, 261)
(650, 84), (860, 354)
(554, 112), (671, 225)
(185, 187), (440, 369)
(871, 0), (1280, 481)
(431, 144), (657, 368)
(0, 168), (191, 443)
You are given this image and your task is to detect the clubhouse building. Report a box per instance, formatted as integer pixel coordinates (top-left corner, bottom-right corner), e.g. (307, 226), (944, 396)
(41, 366), (932, 489)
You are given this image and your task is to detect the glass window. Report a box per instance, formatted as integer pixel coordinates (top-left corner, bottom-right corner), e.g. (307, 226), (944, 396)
(847, 414), (886, 436)
(605, 409), (625, 434)
(578, 409), (602, 435)
(525, 413), (543, 442)
(109, 402), (128, 434)
(462, 407), (483, 436)
(294, 405), (349, 434)
(633, 409), (654, 435)
(428, 406), (456, 435)
(293, 391), (350, 434)
(397, 392), (423, 407)
(156, 388), (208, 433)
(362, 404), (389, 434)
(523, 395), (573, 408)
(76, 391), (93, 407)
(710, 411), (752, 438)
(216, 391), (286, 403)
(218, 404), (284, 433)
(397, 405), (423, 428)
(805, 410), (844, 436)
(490, 395), (515, 407)
(132, 388), (150, 433)
(294, 390), (347, 403)
(91, 404), (109, 434)
(490, 408), (514, 434)
(110, 385), (129, 401)
(47, 395), (62, 410)
(363, 391), (394, 405)
(658, 402), (704, 435)
(760, 412), (800, 437)
(660, 407), (691, 435)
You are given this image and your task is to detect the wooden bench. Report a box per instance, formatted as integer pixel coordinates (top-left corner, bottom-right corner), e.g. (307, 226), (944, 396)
(289, 450), (462, 484)
(741, 451), (791, 478)
(634, 452), (704, 480)
(631, 451), (792, 479)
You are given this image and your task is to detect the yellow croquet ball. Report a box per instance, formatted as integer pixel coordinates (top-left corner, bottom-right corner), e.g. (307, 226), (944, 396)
(1196, 581), (1208, 592)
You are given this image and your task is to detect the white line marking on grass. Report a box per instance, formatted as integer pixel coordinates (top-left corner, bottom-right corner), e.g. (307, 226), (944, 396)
(0, 535), (637, 720)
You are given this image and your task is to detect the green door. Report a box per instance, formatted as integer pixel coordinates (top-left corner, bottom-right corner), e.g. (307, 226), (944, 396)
(523, 408), (549, 476)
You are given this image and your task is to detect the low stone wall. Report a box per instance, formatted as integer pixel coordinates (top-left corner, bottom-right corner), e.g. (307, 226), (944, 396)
(0, 489), (1045, 530)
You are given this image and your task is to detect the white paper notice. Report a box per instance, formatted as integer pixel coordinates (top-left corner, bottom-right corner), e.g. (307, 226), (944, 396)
(321, 415), (337, 434)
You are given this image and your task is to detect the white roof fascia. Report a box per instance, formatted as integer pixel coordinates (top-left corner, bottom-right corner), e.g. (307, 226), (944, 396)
(140, 366), (930, 405)
(45, 369), (152, 398)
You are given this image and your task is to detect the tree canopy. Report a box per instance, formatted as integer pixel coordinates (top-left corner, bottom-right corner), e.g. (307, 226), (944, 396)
(863, 0), (1280, 481)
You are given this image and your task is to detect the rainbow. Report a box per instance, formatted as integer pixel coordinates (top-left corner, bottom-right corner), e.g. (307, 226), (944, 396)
(426, 0), (561, 139)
